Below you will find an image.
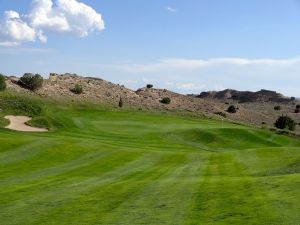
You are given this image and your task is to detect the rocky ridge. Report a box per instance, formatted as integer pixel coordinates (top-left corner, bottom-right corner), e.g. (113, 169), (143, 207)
(198, 89), (293, 103)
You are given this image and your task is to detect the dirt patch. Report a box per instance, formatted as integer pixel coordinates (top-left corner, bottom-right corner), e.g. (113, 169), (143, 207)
(4, 116), (48, 132)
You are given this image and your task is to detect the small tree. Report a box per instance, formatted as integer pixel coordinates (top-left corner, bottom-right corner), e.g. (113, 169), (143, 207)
(146, 84), (153, 89)
(275, 115), (296, 131)
(70, 84), (83, 94)
(160, 97), (171, 104)
(19, 73), (43, 91)
(0, 74), (6, 91)
(274, 106), (281, 111)
(118, 97), (123, 107)
(296, 104), (300, 110)
(227, 105), (237, 113)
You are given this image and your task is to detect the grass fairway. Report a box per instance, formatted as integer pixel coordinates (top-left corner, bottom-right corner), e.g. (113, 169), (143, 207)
(1, 99), (300, 224)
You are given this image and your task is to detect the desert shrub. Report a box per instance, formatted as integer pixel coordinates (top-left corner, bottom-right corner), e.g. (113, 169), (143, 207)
(296, 104), (300, 110)
(146, 84), (153, 89)
(160, 97), (171, 104)
(274, 106), (281, 110)
(70, 84), (83, 94)
(227, 105), (237, 113)
(214, 111), (226, 118)
(295, 109), (300, 113)
(119, 97), (123, 107)
(275, 115), (296, 131)
(0, 74), (6, 91)
(19, 73), (43, 91)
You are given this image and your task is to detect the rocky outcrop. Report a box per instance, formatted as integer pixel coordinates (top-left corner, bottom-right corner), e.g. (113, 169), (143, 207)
(198, 89), (293, 103)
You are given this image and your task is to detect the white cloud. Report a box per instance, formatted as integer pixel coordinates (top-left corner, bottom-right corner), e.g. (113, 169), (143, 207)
(178, 83), (205, 90)
(0, 11), (46, 46)
(29, 0), (105, 37)
(28, 0), (70, 33)
(108, 57), (300, 73)
(0, 0), (105, 46)
(166, 6), (177, 13)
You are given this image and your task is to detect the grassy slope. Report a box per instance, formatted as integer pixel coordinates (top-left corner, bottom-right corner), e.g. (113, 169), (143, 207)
(1, 93), (300, 224)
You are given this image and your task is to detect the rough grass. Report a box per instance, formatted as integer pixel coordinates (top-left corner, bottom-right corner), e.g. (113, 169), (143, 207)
(0, 91), (42, 116)
(0, 116), (9, 127)
(0, 93), (300, 224)
(0, 91), (61, 130)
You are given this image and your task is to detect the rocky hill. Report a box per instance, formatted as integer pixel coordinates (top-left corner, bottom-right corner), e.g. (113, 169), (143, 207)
(198, 89), (293, 103)
(4, 73), (300, 132)
(5, 73), (223, 114)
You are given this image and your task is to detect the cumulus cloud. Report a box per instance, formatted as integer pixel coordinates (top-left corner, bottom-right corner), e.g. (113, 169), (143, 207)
(0, 0), (104, 46)
(0, 11), (46, 46)
(28, 0), (105, 37)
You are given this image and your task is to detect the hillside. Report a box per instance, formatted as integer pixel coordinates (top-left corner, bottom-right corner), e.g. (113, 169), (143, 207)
(6, 73), (224, 114)
(4, 73), (300, 132)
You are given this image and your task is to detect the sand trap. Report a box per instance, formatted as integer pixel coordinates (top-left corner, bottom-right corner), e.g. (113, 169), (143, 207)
(4, 116), (48, 132)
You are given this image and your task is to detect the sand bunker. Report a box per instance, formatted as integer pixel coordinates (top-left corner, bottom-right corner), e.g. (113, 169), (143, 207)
(4, 116), (48, 132)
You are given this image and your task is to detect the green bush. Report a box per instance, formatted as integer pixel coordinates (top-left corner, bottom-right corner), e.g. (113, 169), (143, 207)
(19, 73), (43, 91)
(70, 84), (83, 94)
(274, 106), (281, 110)
(227, 105), (237, 113)
(146, 84), (153, 88)
(214, 111), (226, 118)
(0, 74), (6, 91)
(160, 97), (171, 104)
(275, 115), (296, 131)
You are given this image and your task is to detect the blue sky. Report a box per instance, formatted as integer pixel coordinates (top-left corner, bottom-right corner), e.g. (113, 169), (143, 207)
(1, 0), (300, 96)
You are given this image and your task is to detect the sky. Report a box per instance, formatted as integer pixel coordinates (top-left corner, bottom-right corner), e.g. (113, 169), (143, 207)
(0, 0), (300, 96)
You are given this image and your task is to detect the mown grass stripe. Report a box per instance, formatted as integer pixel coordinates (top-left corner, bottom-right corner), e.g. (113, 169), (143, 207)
(0, 139), (59, 165)
(0, 152), (160, 225)
(31, 153), (187, 225)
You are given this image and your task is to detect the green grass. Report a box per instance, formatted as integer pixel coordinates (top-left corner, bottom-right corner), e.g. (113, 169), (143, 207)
(1, 92), (300, 224)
